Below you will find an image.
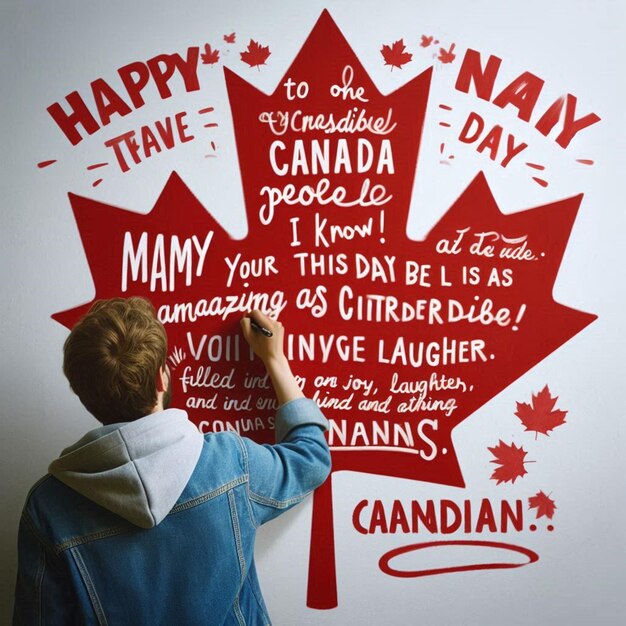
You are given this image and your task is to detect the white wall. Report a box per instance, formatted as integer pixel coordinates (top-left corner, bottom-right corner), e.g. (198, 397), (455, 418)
(1, 1), (624, 623)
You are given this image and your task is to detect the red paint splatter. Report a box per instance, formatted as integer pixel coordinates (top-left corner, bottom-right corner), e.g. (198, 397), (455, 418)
(438, 43), (456, 64)
(92, 178), (103, 188)
(438, 143), (455, 165)
(205, 140), (218, 158)
(576, 159), (594, 165)
(420, 35), (434, 48)
(438, 104), (453, 111)
(525, 162), (546, 171)
(198, 106), (215, 115)
(37, 159), (57, 168)
(439, 122), (451, 128)
(87, 162), (108, 170)
(201, 44), (220, 65)
(532, 177), (549, 188)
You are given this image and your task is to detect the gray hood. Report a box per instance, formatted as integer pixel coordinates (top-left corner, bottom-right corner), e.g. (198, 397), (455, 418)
(48, 409), (204, 529)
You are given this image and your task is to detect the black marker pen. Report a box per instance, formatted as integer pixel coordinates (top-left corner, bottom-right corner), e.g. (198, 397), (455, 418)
(250, 319), (273, 337)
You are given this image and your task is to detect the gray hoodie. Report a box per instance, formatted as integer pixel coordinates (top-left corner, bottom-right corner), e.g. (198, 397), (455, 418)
(48, 409), (205, 529)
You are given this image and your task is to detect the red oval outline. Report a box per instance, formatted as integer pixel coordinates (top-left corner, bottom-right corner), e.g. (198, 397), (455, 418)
(379, 540), (539, 578)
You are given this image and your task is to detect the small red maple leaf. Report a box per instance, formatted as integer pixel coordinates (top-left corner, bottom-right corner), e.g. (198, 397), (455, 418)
(438, 43), (456, 64)
(420, 35), (434, 48)
(515, 385), (567, 438)
(528, 491), (557, 519)
(488, 440), (529, 485)
(224, 32), (236, 44)
(381, 39), (412, 70)
(201, 43), (220, 65)
(240, 39), (271, 69)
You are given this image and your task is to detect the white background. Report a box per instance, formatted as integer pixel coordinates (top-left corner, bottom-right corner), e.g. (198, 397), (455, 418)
(1, 1), (624, 623)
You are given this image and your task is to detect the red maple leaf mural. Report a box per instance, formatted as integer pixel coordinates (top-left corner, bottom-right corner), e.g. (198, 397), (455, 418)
(488, 440), (529, 485)
(224, 32), (236, 44)
(515, 385), (567, 437)
(381, 39), (412, 69)
(201, 43), (220, 65)
(240, 39), (271, 69)
(54, 10), (595, 610)
(528, 491), (557, 519)
(420, 35), (434, 48)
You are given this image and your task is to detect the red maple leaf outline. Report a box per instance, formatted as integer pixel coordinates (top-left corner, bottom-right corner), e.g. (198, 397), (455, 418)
(240, 39), (271, 69)
(201, 43), (220, 65)
(488, 440), (529, 485)
(528, 490), (557, 519)
(53, 10), (599, 610)
(380, 38), (413, 69)
(515, 384), (568, 438)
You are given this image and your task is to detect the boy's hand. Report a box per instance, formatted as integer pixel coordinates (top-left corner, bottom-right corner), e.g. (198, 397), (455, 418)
(240, 310), (304, 406)
(240, 310), (285, 366)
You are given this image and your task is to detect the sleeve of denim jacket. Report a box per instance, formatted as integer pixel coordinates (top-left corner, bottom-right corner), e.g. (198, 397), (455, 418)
(241, 397), (331, 526)
(13, 511), (78, 625)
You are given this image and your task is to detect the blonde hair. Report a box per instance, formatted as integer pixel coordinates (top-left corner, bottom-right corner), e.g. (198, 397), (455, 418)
(63, 297), (167, 424)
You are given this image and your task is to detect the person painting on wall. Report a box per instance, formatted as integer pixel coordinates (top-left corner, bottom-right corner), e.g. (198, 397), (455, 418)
(13, 297), (331, 625)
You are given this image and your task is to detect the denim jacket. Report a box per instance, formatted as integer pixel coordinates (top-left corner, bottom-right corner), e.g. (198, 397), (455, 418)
(13, 398), (330, 625)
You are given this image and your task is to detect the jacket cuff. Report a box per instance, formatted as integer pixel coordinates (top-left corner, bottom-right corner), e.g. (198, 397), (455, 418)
(275, 398), (328, 442)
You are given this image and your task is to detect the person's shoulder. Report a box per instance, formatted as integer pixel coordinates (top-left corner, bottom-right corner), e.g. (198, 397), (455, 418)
(20, 474), (80, 537)
(22, 474), (58, 509)
(183, 431), (249, 494)
(201, 429), (245, 448)
(200, 430), (249, 466)
(22, 473), (88, 518)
